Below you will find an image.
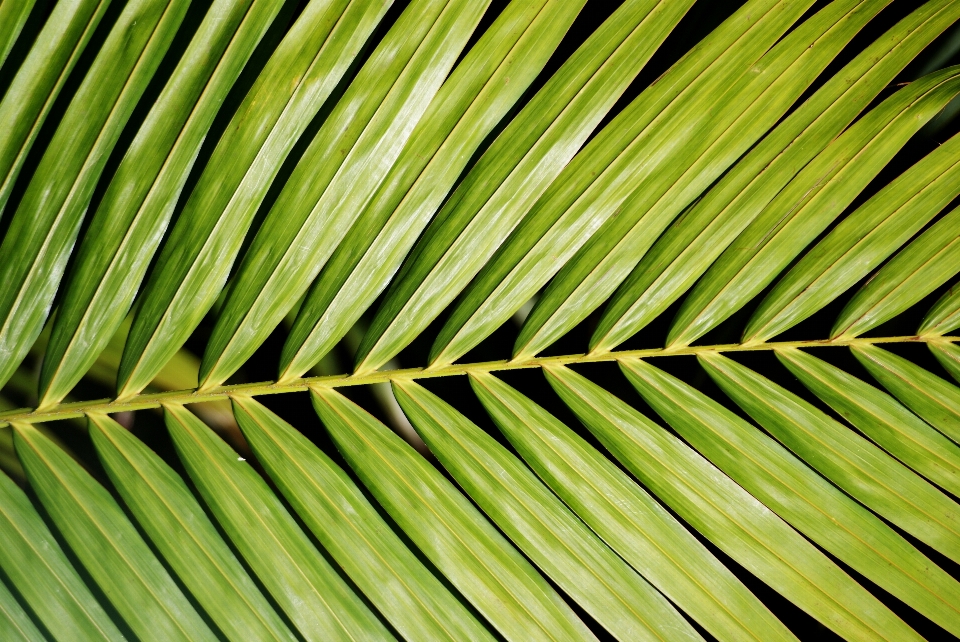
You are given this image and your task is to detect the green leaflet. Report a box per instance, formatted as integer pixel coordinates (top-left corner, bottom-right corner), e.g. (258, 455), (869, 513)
(667, 65), (960, 348)
(920, 277), (960, 336)
(468, 371), (795, 642)
(231, 395), (495, 642)
(196, 0), (490, 388)
(279, 0), (589, 381)
(544, 364), (908, 641)
(496, 0), (872, 364)
(0, 575), (44, 642)
(163, 403), (392, 641)
(834, 204), (960, 337)
(354, 0), (702, 374)
(310, 387), (597, 642)
(115, 0), (393, 398)
(393, 378), (701, 642)
(39, 0), (289, 407)
(88, 413), (296, 642)
(0, 0), (35, 69)
(700, 353), (960, 564)
(778, 348), (960, 497)
(0, 469), (125, 641)
(853, 343), (960, 444)
(591, 0), (960, 353)
(13, 422), (216, 641)
(0, 0), (191, 393)
(625, 355), (957, 637)
(931, 340), (960, 385)
(747, 131), (960, 342)
(0, 0), (113, 214)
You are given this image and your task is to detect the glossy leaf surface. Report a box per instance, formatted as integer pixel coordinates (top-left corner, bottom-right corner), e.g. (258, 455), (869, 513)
(701, 352), (960, 563)
(39, 0), (288, 406)
(625, 355), (956, 637)
(853, 343), (960, 444)
(164, 403), (393, 641)
(668, 66), (960, 347)
(89, 412), (296, 642)
(312, 386), (597, 642)
(778, 348), (960, 496)
(280, 0), (589, 380)
(394, 378), (702, 642)
(504, 0), (872, 362)
(835, 204), (960, 337)
(590, 0), (960, 353)
(231, 395), (495, 642)
(748, 130), (960, 342)
(199, 0), (491, 388)
(0, 469), (124, 641)
(13, 422), (216, 641)
(0, 0), (35, 69)
(117, 0), (394, 397)
(546, 364), (919, 641)
(469, 371), (795, 642)
(0, 0), (113, 213)
(0, 0), (191, 392)
(355, 0), (700, 373)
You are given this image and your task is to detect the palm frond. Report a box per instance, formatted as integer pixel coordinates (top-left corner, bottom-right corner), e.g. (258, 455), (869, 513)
(1, 0), (960, 639)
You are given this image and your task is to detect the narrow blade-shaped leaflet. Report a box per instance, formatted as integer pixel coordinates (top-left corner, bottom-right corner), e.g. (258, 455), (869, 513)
(164, 403), (393, 641)
(13, 422), (217, 641)
(115, 0), (394, 398)
(311, 386), (598, 642)
(89, 412), (297, 641)
(39, 0), (289, 406)
(393, 378), (702, 642)
(546, 363), (917, 641)
(624, 355), (956, 637)
(231, 395), (496, 642)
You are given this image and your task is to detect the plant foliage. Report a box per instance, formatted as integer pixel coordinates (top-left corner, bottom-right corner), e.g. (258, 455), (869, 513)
(1, 0), (960, 639)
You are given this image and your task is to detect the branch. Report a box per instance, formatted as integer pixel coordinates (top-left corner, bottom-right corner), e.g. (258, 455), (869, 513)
(1, 334), (952, 426)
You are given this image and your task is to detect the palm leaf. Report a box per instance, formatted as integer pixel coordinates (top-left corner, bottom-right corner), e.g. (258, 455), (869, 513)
(503, 0), (885, 363)
(312, 385), (598, 640)
(922, 275), (960, 334)
(231, 394), (494, 641)
(0, 0), (36, 70)
(279, 0), (591, 381)
(0, 0), (113, 213)
(545, 363), (921, 640)
(668, 65), (960, 347)
(749, 130), (960, 342)
(164, 402), (392, 640)
(592, 0), (960, 352)
(393, 377), (702, 642)
(931, 338), (960, 384)
(355, 0), (701, 373)
(0, 0), (192, 393)
(853, 342), (960, 444)
(834, 203), (960, 337)
(0, 467), (125, 640)
(0, 575), (44, 642)
(88, 412), (297, 641)
(38, 0), (289, 407)
(701, 352), (960, 563)
(114, 0), (394, 398)
(777, 347), (960, 495)
(468, 370), (795, 642)
(623, 355), (960, 635)
(1, 0), (959, 638)
(196, 0), (491, 389)
(13, 421), (217, 640)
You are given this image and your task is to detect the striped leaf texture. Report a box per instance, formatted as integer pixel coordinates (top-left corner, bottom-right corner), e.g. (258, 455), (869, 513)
(0, 0), (959, 639)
